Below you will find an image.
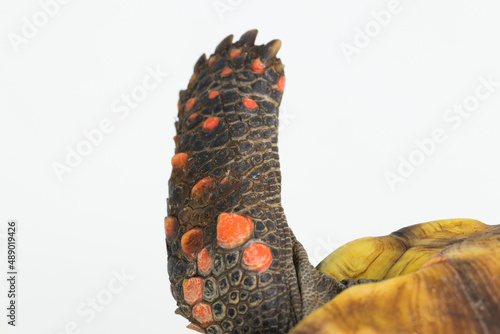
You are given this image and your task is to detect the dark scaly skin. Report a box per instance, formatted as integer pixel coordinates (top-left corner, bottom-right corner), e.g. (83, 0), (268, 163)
(166, 30), (362, 333)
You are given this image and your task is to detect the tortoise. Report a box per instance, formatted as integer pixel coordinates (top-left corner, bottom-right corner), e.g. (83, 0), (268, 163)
(165, 30), (500, 334)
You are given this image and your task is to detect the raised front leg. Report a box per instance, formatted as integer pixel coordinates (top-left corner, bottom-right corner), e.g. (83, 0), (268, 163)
(165, 30), (350, 333)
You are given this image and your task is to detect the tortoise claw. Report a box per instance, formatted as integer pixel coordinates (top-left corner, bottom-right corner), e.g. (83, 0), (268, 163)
(260, 39), (282, 62)
(237, 29), (258, 47)
(194, 53), (207, 72)
(214, 34), (234, 55)
(186, 323), (204, 333)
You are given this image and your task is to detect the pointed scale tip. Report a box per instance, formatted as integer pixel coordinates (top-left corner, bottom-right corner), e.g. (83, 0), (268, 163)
(214, 34), (234, 55)
(261, 39), (282, 62)
(238, 29), (258, 46)
(178, 89), (187, 100)
(186, 323), (205, 333)
(194, 53), (207, 72)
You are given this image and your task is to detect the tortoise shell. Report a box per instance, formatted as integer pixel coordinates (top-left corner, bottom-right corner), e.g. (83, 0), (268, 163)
(292, 218), (500, 333)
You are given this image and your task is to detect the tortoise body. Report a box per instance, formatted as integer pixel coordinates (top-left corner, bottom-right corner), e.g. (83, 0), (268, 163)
(166, 30), (500, 333)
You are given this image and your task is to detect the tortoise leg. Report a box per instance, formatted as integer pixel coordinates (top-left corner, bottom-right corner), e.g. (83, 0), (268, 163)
(165, 30), (352, 333)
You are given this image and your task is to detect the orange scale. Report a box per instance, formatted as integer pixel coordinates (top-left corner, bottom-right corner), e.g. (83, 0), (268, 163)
(171, 153), (189, 170)
(181, 228), (204, 260)
(208, 57), (216, 68)
(191, 178), (216, 199)
(243, 243), (273, 272)
(183, 277), (204, 306)
(192, 302), (214, 328)
(208, 91), (219, 99)
(197, 247), (213, 275)
(188, 113), (199, 122)
(221, 68), (233, 77)
(251, 59), (265, 73)
(278, 76), (286, 93)
(229, 48), (241, 59)
(242, 98), (258, 109)
(185, 98), (196, 112)
(217, 213), (253, 249)
(164, 216), (179, 241)
(202, 117), (220, 132)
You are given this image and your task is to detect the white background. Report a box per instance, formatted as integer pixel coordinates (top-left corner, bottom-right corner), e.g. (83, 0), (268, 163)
(2, 0), (500, 333)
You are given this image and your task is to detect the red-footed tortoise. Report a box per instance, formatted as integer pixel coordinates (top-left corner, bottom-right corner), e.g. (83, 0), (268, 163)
(165, 30), (500, 334)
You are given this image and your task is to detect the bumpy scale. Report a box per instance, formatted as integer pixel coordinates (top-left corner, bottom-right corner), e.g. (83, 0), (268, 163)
(165, 30), (361, 334)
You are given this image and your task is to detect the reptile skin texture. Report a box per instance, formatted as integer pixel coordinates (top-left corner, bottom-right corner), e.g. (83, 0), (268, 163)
(166, 30), (358, 334)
